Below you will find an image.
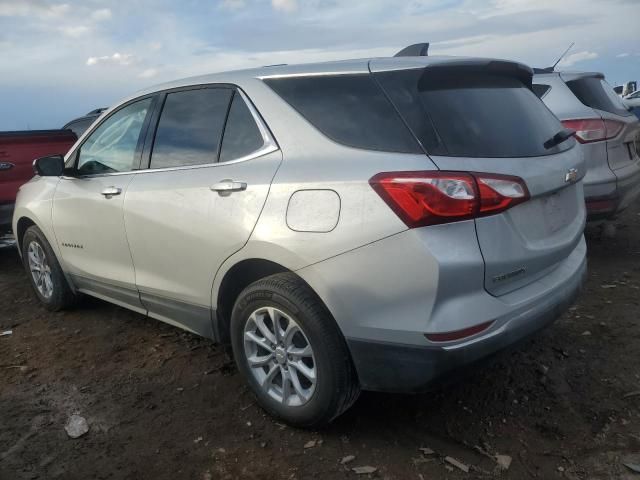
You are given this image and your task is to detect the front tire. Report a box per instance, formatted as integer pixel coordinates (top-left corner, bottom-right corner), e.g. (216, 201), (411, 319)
(22, 225), (76, 311)
(230, 273), (360, 427)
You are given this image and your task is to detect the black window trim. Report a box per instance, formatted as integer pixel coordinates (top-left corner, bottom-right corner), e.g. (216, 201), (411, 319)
(63, 84), (278, 178)
(140, 83), (278, 173)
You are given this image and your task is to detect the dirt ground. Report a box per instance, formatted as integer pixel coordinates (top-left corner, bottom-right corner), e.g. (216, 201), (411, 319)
(1, 204), (640, 480)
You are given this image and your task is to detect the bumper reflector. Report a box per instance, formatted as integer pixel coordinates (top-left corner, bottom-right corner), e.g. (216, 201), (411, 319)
(425, 321), (494, 343)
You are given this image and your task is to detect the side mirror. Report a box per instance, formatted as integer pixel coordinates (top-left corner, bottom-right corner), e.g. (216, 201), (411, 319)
(33, 155), (65, 177)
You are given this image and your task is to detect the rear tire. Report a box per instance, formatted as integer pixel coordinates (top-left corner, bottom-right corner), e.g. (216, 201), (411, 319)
(21, 225), (76, 311)
(230, 273), (360, 427)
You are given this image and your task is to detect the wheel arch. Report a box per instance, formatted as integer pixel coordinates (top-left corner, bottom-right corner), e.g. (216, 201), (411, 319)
(213, 257), (341, 345)
(16, 216), (38, 254)
(214, 258), (290, 343)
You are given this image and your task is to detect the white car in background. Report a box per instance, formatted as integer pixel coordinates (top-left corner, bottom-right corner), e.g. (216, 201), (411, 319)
(623, 90), (640, 109)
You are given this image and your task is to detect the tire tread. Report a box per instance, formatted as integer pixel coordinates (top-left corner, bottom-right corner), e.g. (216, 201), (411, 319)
(232, 272), (360, 426)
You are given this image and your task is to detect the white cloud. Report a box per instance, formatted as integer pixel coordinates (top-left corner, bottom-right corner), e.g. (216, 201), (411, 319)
(87, 52), (135, 66)
(557, 50), (599, 67)
(272, 0), (297, 13)
(91, 8), (112, 21)
(138, 67), (159, 78)
(220, 0), (245, 10)
(60, 25), (90, 37)
(0, 1), (69, 17)
(616, 53), (630, 58)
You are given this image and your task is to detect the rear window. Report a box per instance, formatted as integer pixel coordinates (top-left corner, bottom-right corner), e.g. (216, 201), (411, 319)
(376, 69), (574, 158)
(263, 74), (421, 153)
(566, 77), (631, 116)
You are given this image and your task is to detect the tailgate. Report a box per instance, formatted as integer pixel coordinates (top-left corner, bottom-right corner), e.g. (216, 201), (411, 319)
(432, 149), (585, 296)
(372, 57), (587, 296)
(0, 131), (76, 203)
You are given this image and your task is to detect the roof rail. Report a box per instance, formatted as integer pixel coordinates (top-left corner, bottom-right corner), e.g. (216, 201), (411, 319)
(86, 108), (108, 115)
(533, 67), (555, 74)
(394, 43), (429, 57)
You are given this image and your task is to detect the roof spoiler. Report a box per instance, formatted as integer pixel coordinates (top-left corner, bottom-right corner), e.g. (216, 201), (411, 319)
(394, 43), (429, 57)
(414, 60), (533, 90)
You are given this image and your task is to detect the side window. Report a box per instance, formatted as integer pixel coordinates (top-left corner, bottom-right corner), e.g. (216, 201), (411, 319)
(264, 74), (422, 153)
(219, 92), (265, 162)
(150, 88), (232, 169)
(532, 84), (551, 99)
(77, 98), (152, 175)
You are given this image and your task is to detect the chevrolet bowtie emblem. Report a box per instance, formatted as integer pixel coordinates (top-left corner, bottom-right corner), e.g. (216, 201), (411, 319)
(565, 168), (578, 183)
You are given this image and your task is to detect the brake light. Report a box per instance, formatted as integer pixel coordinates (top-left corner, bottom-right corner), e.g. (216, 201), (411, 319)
(561, 119), (624, 143)
(369, 171), (529, 227)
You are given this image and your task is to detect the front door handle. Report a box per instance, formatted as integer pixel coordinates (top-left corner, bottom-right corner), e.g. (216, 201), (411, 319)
(210, 180), (247, 196)
(101, 186), (122, 199)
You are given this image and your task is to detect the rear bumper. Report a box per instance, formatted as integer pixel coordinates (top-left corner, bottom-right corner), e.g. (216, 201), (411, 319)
(347, 252), (586, 392)
(0, 203), (14, 232)
(583, 147), (640, 220)
(584, 168), (640, 220)
(298, 222), (587, 393)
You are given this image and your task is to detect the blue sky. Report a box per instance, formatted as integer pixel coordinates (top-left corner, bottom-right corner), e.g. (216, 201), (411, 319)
(0, 0), (638, 131)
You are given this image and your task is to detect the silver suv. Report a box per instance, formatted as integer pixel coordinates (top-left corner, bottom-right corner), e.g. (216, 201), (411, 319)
(14, 55), (587, 426)
(533, 71), (640, 220)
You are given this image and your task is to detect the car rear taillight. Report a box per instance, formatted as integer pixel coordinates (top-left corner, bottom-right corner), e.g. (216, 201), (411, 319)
(561, 119), (624, 143)
(369, 171), (529, 228)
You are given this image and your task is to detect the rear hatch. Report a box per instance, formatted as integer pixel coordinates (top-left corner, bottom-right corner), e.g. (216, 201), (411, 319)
(372, 58), (585, 296)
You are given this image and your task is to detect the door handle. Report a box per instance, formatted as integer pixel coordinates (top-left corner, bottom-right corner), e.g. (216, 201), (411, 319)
(100, 186), (122, 199)
(210, 180), (247, 195)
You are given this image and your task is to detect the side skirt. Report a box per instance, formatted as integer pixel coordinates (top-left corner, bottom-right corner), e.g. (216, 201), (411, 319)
(71, 274), (147, 315)
(140, 291), (215, 339)
(69, 274), (216, 339)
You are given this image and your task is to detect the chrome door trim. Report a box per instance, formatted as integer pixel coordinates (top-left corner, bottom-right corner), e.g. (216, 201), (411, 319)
(258, 70), (367, 79)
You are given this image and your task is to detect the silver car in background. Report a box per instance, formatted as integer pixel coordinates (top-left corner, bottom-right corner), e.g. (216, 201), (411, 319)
(534, 71), (640, 220)
(14, 55), (586, 426)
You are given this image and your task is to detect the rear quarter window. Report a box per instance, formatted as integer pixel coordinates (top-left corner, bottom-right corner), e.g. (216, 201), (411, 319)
(532, 84), (551, 99)
(263, 74), (421, 153)
(566, 77), (631, 116)
(219, 92), (265, 162)
(376, 69), (574, 158)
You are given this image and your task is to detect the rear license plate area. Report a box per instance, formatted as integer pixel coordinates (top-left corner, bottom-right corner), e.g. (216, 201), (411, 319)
(542, 192), (566, 233)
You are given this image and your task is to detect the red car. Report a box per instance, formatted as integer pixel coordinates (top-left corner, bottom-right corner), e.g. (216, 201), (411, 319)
(0, 130), (77, 232)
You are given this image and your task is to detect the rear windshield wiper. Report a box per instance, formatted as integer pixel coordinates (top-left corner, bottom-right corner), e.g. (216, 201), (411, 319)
(544, 128), (575, 149)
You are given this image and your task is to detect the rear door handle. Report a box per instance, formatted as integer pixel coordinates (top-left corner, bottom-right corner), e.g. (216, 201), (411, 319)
(101, 186), (122, 199)
(210, 180), (247, 195)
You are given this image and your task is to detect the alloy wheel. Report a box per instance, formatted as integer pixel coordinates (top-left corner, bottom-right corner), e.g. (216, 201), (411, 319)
(243, 306), (317, 407)
(27, 241), (53, 299)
